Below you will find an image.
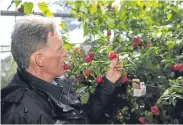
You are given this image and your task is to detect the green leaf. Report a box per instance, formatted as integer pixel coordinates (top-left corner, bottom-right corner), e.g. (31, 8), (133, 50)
(80, 92), (89, 103)
(74, 1), (82, 9)
(77, 86), (87, 93)
(172, 97), (177, 106)
(44, 10), (53, 17)
(15, 0), (22, 8)
(125, 1), (137, 7)
(38, 2), (48, 11)
(136, 0), (145, 7)
(23, 2), (34, 15)
(156, 31), (162, 38)
(38, 2), (53, 17)
(107, 0), (114, 4)
(64, 42), (73, 50)
(94, 65), (100, 76)
(59, 23), (65, 29)
(167, 13), (172, 20)
(90, 3), (97, 14)
(98, 47), (107, 53)
(145, 112), (153, 122)
(83, 23), (89, 36)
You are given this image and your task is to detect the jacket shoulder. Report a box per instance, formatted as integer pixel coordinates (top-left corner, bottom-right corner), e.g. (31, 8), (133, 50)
(1, 112), (28, 124)
(1, 88), (54, 124)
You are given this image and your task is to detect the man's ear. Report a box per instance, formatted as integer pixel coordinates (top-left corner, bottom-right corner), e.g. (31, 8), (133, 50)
(33, 51), (45, 67)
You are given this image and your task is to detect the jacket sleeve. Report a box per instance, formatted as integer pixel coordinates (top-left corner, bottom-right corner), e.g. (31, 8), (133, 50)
(1, 112), (28, 124)
(84, 76), (117, 123)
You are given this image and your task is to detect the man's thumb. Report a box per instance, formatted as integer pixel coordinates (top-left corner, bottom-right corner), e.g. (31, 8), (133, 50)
(110, 57), (119, 68)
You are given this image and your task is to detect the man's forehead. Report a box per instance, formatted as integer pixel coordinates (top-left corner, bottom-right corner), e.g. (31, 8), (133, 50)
(54, 25), (64, 45)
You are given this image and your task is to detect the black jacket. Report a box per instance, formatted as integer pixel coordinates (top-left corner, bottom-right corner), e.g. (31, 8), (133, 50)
(1, 69), (117, 124)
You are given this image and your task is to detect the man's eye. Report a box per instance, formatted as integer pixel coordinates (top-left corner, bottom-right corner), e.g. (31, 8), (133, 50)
(57, 46), (63, 52)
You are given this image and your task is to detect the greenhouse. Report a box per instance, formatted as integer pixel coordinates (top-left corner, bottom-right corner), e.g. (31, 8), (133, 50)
(1, 0), (183, 124)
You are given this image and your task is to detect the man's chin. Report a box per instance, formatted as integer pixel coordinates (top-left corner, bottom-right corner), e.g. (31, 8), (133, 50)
(56, 71), (64, 78)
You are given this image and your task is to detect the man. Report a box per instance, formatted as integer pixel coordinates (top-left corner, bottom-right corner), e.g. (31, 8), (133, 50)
(1, 16), (122, 124)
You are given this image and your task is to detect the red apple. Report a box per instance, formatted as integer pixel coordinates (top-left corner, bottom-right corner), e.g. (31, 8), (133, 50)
(107, 5), (111, 9)
(177, 64), (183, 72)
(96, 76), (102, 83)
(85, 56), (92, 63)
(107, 31), (111, 36)
(18, 7), (23, 13)
(89, 52), (95, 57)
(85, 69), (90, 77)
(64, 64), (70, 70)
(108, 51), (117, 60)
(151, 105), (160, 116)
(78, 18), (81, 22)
(97, 4), (101, 9)
(147, 43), (152, 48)
(121, 74), (128, 83)
(138, 117), (145, 124)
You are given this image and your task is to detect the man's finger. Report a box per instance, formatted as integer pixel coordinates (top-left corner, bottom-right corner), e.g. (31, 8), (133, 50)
(115, 64), (121, 68)
(110, 57), (119, 67)
(116, 67), (121, 70)
(132, 82), (141, 89)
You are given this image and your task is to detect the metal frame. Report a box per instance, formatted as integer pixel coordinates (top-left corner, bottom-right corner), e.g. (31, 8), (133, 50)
(0, 10), (74, 17)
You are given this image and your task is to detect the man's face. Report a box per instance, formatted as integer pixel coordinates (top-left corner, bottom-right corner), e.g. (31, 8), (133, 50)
(42, 31), (67, 78)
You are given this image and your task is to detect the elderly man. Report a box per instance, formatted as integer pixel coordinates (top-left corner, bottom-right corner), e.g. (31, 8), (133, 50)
(1, 16), (122, 124)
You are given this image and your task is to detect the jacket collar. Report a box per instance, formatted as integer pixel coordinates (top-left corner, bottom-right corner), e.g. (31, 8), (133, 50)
(17, 68), (63, 101)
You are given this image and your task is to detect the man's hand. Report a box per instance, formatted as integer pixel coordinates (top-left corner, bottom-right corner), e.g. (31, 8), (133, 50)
(105, 57), (122, 84)
(132, 79), (141, 89)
